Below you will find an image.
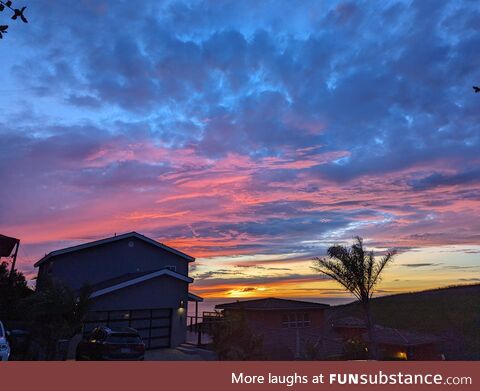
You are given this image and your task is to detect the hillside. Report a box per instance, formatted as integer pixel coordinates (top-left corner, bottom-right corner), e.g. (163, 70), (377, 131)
(329, 284), (480, 360)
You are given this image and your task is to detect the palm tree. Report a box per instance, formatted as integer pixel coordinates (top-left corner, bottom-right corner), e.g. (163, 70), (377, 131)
(313, 236), (395, 359)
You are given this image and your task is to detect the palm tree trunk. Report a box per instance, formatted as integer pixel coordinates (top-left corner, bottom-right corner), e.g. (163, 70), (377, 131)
(362, 300), (379, 360)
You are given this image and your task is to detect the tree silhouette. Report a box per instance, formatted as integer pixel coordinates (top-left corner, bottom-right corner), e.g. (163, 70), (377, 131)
(0, 260), (33, 319)
(0, 0), (28, 39)
(211, 309), (265, 360)
(312, 236), (396, 359)
(20, 279), (92, 359)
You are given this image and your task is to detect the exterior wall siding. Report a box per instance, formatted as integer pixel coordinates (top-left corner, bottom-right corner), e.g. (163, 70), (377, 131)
(90, 276), (188, 348)
(38, 237), (189, 291)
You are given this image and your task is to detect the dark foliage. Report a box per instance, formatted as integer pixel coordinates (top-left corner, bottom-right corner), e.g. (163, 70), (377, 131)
(0, 260), (33, 318)
(0, 0), (28, 39)
(211, 310), (264, 360)
(18, 279), (92, 359)
(342, 337), (369, 360)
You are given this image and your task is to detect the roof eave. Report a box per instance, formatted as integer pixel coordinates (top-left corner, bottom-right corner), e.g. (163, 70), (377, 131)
(34, 255), (50, 267)
(215, 305), (329, 311)
(90, 269), (193, 299)
(33, 232), (195, 267)
(188, 292), (204, 302)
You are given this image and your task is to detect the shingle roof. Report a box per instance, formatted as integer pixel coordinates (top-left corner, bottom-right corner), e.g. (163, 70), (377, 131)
(87, 268), (194, 299)
(215, 297), (329, 311)
(34, 231), (195, 267)
(332, 316), (367, 329)
(364, 326), (441, 347)
(332, 316), (441, 346)
(87, 271), (154, 292)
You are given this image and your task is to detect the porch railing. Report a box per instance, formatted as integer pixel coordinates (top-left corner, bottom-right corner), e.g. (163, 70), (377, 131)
(186, 311), (223, 345)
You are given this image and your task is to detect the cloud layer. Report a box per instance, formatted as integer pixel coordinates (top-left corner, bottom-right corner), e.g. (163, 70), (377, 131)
(0, 0), (479, 296)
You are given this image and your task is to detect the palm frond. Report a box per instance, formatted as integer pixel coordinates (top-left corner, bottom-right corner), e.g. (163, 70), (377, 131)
(313, 237), (396, 303)
(313, 257), (362, 299)
(368, 250), (396, 297)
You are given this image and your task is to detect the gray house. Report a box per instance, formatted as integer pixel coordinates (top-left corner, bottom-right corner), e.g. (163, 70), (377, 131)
(34, 232), (202, 349)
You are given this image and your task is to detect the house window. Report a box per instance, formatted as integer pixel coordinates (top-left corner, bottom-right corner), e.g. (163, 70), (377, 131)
(165, 265), (176, 272)
(282, 312), (311, 328)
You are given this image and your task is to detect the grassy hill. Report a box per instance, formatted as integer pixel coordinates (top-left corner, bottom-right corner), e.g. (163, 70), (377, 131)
(330, 284), (480, 360)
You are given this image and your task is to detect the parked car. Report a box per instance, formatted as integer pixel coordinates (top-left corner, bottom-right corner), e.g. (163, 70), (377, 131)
(76, 326), (145, 361)
(0, 321), (11, 361)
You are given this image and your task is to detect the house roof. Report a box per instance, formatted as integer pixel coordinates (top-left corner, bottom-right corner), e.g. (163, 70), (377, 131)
(87, 270), (157, 292)
(34, 231), (195, 267)
(215, 297), (329, 311)
(364, 326), (441, 347)
(89, 268), (194, 299)
(188, 292), (204, 302)
(332, 316), (367, 329)
(331, 316), (440, 346)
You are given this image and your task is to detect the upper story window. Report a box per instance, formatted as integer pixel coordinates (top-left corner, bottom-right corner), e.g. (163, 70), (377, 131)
(165, 265), (176, 272)
(282, 312), (311, 328)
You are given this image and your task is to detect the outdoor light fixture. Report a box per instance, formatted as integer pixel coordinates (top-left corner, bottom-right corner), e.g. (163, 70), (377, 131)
(179, 300), (185, 308)
(396, 351), (407, 360)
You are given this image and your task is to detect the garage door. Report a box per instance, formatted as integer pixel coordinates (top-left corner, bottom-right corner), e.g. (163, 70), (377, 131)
(84, 308), (172, 349)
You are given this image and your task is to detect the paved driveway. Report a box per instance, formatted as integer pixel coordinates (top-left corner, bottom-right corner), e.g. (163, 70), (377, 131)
(145, 346), (217, 361)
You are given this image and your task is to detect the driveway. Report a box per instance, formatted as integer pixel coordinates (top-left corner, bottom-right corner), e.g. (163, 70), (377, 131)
(145, 345), (217, 361)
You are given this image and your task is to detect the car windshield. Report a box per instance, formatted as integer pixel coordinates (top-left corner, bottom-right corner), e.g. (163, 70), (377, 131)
(106, 333), (141, 344)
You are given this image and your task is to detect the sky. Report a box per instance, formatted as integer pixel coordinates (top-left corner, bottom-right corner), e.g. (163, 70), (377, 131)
(0, 0), (479, 302)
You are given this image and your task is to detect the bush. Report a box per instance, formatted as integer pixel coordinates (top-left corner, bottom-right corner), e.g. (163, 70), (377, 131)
(211, 310), (264, 360)
(17, 279), (92, 359)
(343, 337), (369, 360)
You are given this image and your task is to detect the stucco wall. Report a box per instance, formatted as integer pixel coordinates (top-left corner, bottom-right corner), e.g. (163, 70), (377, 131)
(223, 309), (327, 359)
(225, 309), (325, 331)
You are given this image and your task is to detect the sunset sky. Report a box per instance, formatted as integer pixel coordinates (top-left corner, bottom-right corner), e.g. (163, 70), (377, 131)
(0, 0), (479, 302)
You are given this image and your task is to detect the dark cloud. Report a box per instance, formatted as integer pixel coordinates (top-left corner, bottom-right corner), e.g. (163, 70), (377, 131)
(402, 263), (442, 268)
(67, 94), (103, 108)
(442, 265), (480, 270)
(194, 269), (244, 280)
(235, 265), (292, 271)
(237, 287), (257, 293)
(409, 168), (480, 190)
(193, 273), (330, 287)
